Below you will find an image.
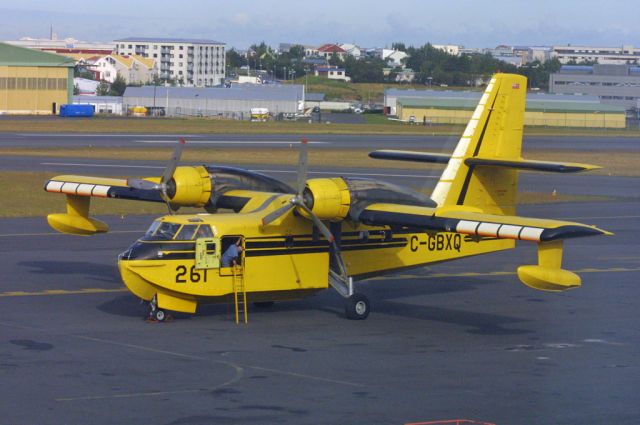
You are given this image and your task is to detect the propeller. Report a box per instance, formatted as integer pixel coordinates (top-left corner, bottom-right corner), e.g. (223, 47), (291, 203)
(261, 139), (350, 284)
(261, 138), (309, 226)
(127, 137), (186, 213)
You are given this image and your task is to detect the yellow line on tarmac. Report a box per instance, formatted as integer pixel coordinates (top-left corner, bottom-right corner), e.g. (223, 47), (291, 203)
(0, 288), (127, 298)
(0, 230), (143, 237)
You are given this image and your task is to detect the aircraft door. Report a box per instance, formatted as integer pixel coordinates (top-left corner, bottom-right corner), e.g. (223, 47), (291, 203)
(195, 237), (220, 269)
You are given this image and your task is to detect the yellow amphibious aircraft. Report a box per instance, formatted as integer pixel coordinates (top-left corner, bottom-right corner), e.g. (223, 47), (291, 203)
(45, 74), (610, 322)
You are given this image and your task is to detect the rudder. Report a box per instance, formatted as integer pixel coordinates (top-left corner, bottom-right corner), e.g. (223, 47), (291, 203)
(431, 74), (527, 216)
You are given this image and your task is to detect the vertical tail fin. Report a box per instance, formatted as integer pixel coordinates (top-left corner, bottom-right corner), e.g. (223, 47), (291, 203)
(431, 74), (527, 216)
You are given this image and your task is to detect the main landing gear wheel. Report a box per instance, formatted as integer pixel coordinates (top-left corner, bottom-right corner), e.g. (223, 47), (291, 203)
(345, 293), (370, 320)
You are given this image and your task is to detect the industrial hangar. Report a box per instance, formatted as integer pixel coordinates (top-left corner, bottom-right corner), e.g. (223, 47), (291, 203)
(0, 42), (75, 115)
(385, 88), (627, 128)
(123, 84), (305, 118)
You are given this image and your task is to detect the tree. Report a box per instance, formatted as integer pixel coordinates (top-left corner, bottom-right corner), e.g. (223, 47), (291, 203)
(109, 74), (127, 96)
(344, 56), (385, 83)
(288, 45), (305, 60)
(96, 81), (110, 96)
(226, 48), (247, 69)
(74, 65), (95, 80)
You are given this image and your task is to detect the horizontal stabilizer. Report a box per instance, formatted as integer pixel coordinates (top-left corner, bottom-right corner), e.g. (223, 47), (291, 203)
(369, 150), (450, 164)
(369, 150), (600, 173)
(465, 157), (600, 173)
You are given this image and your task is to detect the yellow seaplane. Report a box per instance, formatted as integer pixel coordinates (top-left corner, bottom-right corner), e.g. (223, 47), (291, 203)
(44, 74), (611, 322)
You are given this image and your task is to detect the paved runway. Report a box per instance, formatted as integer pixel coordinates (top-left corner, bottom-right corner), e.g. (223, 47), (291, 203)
(2, 132), (640, 424)
(1, 131), (639, 151)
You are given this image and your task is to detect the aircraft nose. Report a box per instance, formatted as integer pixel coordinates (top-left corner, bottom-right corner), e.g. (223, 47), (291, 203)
(118, 248), (133, 261)
(117, 257), (156, 302)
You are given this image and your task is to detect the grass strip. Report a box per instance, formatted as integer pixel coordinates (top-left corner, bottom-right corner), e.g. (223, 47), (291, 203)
(1, 117), (639, 137)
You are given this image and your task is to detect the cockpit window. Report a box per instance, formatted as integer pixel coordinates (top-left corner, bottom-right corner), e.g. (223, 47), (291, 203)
(175, 224), (198, 240)
(142, 221), (181, 241)
(144, 221), (161, 238)
(194, 225), (213, 239)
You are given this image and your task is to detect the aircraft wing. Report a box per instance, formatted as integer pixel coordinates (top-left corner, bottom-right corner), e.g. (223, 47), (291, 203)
(357, 203), (611, 242)
(44, 175), (164, 203)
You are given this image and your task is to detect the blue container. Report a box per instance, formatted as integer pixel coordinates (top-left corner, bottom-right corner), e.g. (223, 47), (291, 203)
(60, 104), (95, 117)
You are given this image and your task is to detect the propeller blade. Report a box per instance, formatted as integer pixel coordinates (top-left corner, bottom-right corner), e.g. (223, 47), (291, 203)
(298, 203), (349, 279)
(296, 138), (309, 197)
(298, 203), (334, 243)
(261, 200), (295, 226)
(127, 178), (160, 190)
(160, 137), (186, 187)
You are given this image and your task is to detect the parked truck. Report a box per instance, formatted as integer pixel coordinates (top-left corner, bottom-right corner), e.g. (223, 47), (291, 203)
(59, 104), (94, 117)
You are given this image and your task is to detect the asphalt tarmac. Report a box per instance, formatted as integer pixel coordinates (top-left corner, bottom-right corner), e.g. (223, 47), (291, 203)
(1, 131), (639, 151)
(1, 133), (639, 424)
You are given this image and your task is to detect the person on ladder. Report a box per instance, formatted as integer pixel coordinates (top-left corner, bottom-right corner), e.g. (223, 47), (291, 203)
(221, 239), (243, 267)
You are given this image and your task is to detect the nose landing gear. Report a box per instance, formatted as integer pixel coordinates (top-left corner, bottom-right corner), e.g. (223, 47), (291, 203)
(146, 295), (172, 323)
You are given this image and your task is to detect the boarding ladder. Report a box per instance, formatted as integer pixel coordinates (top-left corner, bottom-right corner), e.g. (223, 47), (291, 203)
(232, 265), (247, 324)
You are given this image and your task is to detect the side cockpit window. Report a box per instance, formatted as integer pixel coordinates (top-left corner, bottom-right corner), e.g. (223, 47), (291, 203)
(195, 225), (213, 239)
(175, 224), (198, 240)
(143, 222), (180, 241)
(143, 222), (214, 242)
(144, 221), (161, 238)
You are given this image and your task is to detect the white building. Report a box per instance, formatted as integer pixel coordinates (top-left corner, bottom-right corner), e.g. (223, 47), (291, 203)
(432, 44), (461, 56)
(5, 36), (114, 55)
(114, 37), (225, 87)
(304, 45), (320, 57)
(340, 43), (362, 59)
(93, 54), (157, 84)
(73, 78), (100, 95)
(381, 49), (408, 67)
(552, 45), (640, 65)
(72, 95), (123, 115)
(527, 46), (552, 63)
(315, 66), (351, 82)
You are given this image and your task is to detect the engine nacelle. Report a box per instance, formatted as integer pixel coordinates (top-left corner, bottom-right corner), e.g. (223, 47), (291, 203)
(303, 178), (351, 221)
(303, 177), (436, 222)
(167, 166), (212, 207)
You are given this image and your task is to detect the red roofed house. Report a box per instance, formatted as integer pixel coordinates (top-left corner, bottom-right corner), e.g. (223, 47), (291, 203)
(317, 44), (347, 60)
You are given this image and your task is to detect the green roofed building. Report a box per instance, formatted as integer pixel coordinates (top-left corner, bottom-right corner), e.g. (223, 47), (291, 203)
(387, 89), (627, 128)
(0, 42), (75, 115)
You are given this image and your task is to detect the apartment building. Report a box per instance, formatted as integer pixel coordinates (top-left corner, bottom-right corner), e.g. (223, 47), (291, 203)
(114, 37), (225, 86)
(549, 64), (640, 109)
(552, 45), (640, 65)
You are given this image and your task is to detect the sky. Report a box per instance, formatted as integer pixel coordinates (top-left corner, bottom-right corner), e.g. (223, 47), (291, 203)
(0, 0), (638, 49)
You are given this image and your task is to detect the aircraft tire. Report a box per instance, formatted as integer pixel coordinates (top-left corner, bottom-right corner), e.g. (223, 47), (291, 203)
(345, 293), (370, 320)
(154, 309), (166, 322)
